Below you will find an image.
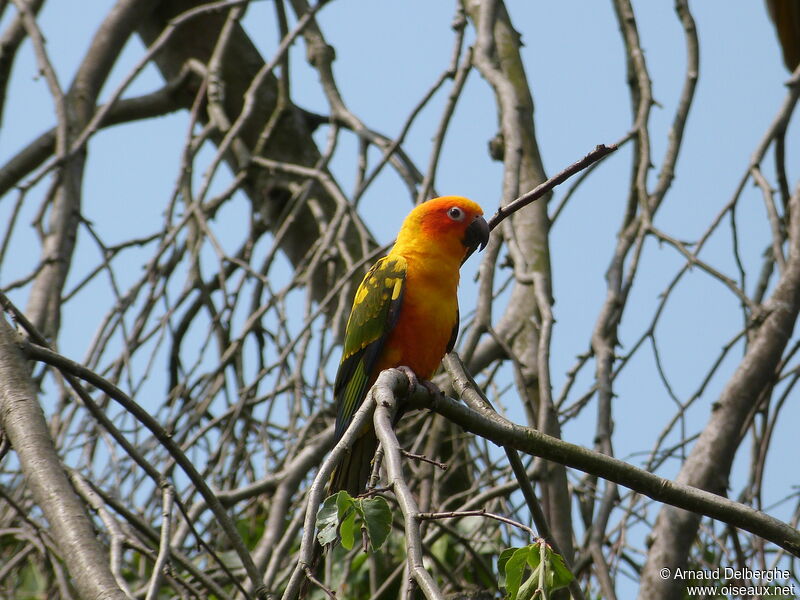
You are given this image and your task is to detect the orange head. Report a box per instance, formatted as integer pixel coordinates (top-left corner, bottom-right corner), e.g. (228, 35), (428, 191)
(392, 196), (489, 264)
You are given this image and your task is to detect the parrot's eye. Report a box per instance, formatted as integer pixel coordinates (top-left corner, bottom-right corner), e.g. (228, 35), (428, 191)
(447, 206), (465, 221)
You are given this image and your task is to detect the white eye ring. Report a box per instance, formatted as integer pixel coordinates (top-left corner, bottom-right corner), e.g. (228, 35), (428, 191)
(447, 206), (465, 221)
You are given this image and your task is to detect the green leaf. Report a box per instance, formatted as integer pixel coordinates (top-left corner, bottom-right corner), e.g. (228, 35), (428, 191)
(335, 489), (353, 515)
(497, 547), (518, 588)
(517, 569), (540, 600)
(527, 544), (542, 570)
(359, 496), (392, 550)
(316, 495), (339, 546)
(503, 547), (531, 599)
(499, 542), (574, 600)
(316, 491), (353, 546)
(544, 545), (574, 591)
(339, 507), (357, 550)
(315, 491), (395, 552)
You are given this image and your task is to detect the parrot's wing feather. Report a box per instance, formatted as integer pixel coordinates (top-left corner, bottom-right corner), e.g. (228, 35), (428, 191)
(446, 307), (459, 353)
(334, 255), (406, 440)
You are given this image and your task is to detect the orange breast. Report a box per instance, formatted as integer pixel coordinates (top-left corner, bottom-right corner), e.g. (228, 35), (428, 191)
(376, 259), (459, 379)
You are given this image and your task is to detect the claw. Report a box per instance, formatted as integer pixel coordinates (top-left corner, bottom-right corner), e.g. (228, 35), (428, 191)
(396, 366), (443, 398)
(396, 365), (419, 391)
(421, 379), (443, 398)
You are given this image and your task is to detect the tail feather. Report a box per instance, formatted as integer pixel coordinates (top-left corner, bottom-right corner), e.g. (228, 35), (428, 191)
(305, 433), (379, 597)
(329, 431), (379, 496)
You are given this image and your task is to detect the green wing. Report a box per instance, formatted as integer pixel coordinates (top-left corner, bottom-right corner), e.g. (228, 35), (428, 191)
(334, 255), (406, 440)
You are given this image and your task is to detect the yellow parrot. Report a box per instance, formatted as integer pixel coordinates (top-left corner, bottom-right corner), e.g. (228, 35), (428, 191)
(330, 196), (489, 495)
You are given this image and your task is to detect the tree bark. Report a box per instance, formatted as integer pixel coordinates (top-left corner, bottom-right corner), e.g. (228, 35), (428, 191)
(136, 0), (374, 323)
(0, 315), (126, 600)
(638, 189), (800, 598)
(464, 0), (574, 563)
(26, 0), (161, 339)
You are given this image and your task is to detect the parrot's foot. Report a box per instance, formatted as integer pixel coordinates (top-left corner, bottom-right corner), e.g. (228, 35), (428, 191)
(397, 366), (443, 398)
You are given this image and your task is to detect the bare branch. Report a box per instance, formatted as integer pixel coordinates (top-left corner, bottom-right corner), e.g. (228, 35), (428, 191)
(0, 315), (127, 600)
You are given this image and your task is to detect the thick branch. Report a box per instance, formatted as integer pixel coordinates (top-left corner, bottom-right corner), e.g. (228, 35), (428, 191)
(0, 315), (127, 600)
(0, 71), (193, 197)
(137, 0), (374, 323)
(464, 0), (575, 562)
(397, 376), (800, 558)
(639, 181), (800, 598)
(16, 334), (267, 599)
(374, 373), (445, 600)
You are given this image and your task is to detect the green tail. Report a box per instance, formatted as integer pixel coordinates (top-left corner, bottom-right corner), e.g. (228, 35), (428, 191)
(329, 431), (379, 496)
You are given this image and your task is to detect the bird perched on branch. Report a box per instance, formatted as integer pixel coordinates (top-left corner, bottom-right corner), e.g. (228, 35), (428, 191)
(330, 196), (489, 496)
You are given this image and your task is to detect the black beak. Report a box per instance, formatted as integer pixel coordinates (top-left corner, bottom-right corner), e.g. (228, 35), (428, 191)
(462, 215), (490, 259)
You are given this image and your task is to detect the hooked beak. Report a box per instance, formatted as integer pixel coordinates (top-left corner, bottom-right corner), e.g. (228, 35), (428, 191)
(462, 215), (490, 258)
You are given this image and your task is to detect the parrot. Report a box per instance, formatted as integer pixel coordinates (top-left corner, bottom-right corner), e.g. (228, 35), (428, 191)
(329, 196), (490, 496)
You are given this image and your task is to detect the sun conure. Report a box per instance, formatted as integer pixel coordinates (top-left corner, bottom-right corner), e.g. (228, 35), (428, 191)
(330, 196), (489, 495)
